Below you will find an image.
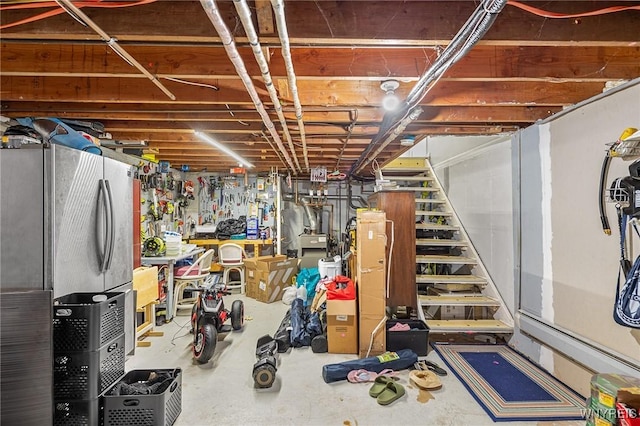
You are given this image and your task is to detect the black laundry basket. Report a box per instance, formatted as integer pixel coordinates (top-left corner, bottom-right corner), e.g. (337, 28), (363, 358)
(102, 368), (182, 426)
(53, 292), (125, 352)
(53, 335), (126, 400)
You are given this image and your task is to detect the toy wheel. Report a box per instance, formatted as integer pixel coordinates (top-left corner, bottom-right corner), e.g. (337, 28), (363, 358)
(193, 323), (217, 364)
(231, 300), (244, 331)
(253, 364), (276, 388)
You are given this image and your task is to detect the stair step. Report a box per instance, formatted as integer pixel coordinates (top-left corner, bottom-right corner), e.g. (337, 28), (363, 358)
(416, 255), (477, 264)
(416, 223), (459, 231)
(416, 274), (487, 285)
(419, 295), (500, 307)
(395, 187), (439, 192)
(381, 167), (428, 173)
(416, 210), (452, 216)
(416, 238), (468, 247)
(415, 198), (446, 204)
(426, 319), (513, 333)
(385, 175), (434, 182)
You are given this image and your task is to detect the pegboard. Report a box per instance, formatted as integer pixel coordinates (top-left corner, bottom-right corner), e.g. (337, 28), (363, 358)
(195, 175), (276, 230)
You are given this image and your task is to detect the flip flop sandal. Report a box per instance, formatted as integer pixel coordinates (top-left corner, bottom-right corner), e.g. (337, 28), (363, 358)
(409, 369), (442, 390)
(417, 360), (448, 376)
(368, 375), (397, 397)
(376, 381), (406, 406)
(347, 369), (376, 383)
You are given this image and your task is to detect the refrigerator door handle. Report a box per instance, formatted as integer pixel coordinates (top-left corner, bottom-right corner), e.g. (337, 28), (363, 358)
(97, 179), (110, 272)
(104, 179), (116, 271)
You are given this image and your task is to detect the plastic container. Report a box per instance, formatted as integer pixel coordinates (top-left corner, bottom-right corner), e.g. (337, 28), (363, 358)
(318, 255), (342, 279)
(53, 335), (126, 400)
(53, 397), (101, 426)
(246, 217), (259, 240)
(103, 368), (182, 426)
(385, 319), (430, 356)
(53, 292), (125, 352)
(164, 232), (182, 256)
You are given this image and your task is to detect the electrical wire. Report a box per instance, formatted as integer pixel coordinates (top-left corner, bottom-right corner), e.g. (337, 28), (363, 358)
(507, 1), (640, 19)
(0, 0), (156, 30)
(162, 76), (219, 91)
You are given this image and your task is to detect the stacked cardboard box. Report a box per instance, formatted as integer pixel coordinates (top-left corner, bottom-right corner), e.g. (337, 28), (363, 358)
(244, 255), (298, 303)
(326, 299), (358, 354)
(356, 209), (387, 358)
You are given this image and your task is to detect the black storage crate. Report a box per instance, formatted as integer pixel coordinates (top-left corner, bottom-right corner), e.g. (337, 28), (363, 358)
(53, 397), (101, 426)
(386, 319), (430, 356)
(103, 368), (182, 426)
(53, 292), (125, 352)
(54, 335), (125, 400)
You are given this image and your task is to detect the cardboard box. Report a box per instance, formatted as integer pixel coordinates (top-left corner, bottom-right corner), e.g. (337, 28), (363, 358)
(358, 313), (386, 358)
(356, 210), (387, 357)
(358, 268), (386, 315)
(326, 299), (358, 354)
(244, 255), (298, 303)
(133, 266), (158, 309)
(356, 210), (387, 272)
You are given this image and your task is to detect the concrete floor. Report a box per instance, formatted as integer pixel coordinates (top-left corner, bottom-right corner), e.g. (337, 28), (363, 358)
(127, 295), (585, 426)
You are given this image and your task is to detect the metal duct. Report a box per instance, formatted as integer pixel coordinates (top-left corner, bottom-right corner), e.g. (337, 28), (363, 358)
(200, 0), (298, 174)
(271, 0), (310, 172)
(233, 0), (302, 173)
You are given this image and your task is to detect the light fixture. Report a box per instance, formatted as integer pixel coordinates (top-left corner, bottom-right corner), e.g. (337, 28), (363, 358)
(400, 135), (416, 146)
(194, 131), (255, 168)
(380, 79), (400, 111)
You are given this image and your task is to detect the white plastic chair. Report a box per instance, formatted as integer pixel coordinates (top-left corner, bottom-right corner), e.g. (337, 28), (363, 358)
(218, 243), (246, 294)
(172, 249), (215, 317)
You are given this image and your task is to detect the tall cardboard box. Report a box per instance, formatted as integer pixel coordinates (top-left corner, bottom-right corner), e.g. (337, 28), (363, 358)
(326, 299), (358, 354)
(243, 255), (298, 303)
(356, 210), (387, 357)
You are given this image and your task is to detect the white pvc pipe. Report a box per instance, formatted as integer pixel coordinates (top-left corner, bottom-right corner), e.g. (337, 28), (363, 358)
(271, 0), (310, 172)
(200, 0), (298, 173)
(234, 0), (302, 173)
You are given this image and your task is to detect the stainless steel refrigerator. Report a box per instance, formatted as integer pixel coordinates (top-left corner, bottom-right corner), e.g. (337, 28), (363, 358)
(0, 144), (136, 424)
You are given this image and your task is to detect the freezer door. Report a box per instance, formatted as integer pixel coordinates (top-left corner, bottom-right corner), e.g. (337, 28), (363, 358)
(52, 145), (104, 297)
(103, 157), (133, 290)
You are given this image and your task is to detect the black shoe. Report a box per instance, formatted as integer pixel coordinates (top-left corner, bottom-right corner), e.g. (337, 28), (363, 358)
(417, 360), (448, 376)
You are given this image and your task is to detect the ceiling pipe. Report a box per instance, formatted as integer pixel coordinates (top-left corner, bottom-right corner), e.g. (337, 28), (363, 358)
(233, 0), (302, 173)
(352, 107), (423, 175)
(200, 0), (298, 174)
(56, 0), (176, 101)
(270, 0), (310, 172)
(349, 0), (506, 177)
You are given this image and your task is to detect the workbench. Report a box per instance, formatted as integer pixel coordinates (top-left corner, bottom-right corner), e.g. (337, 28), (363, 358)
(188, 239), (273, 256)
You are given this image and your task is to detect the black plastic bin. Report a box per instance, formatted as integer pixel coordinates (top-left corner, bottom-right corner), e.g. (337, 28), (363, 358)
(54, 335), (126, 400)
(103, 368), (182, 426)
(53, 292), (125, 352)
(386, 319), (430, 356)
(53, 397), (101, 426)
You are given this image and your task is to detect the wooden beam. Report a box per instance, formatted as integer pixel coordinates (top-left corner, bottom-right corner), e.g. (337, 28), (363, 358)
(1, 1), (637, 44)
(3, 43), (637, 81)
(0, 76), (606, 106)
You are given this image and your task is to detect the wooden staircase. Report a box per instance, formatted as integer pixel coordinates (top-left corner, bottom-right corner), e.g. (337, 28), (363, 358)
(381, 157), (513, 340)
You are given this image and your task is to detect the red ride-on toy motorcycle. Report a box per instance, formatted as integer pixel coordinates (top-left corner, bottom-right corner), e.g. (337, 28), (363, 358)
(190, 280), (244, 363)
